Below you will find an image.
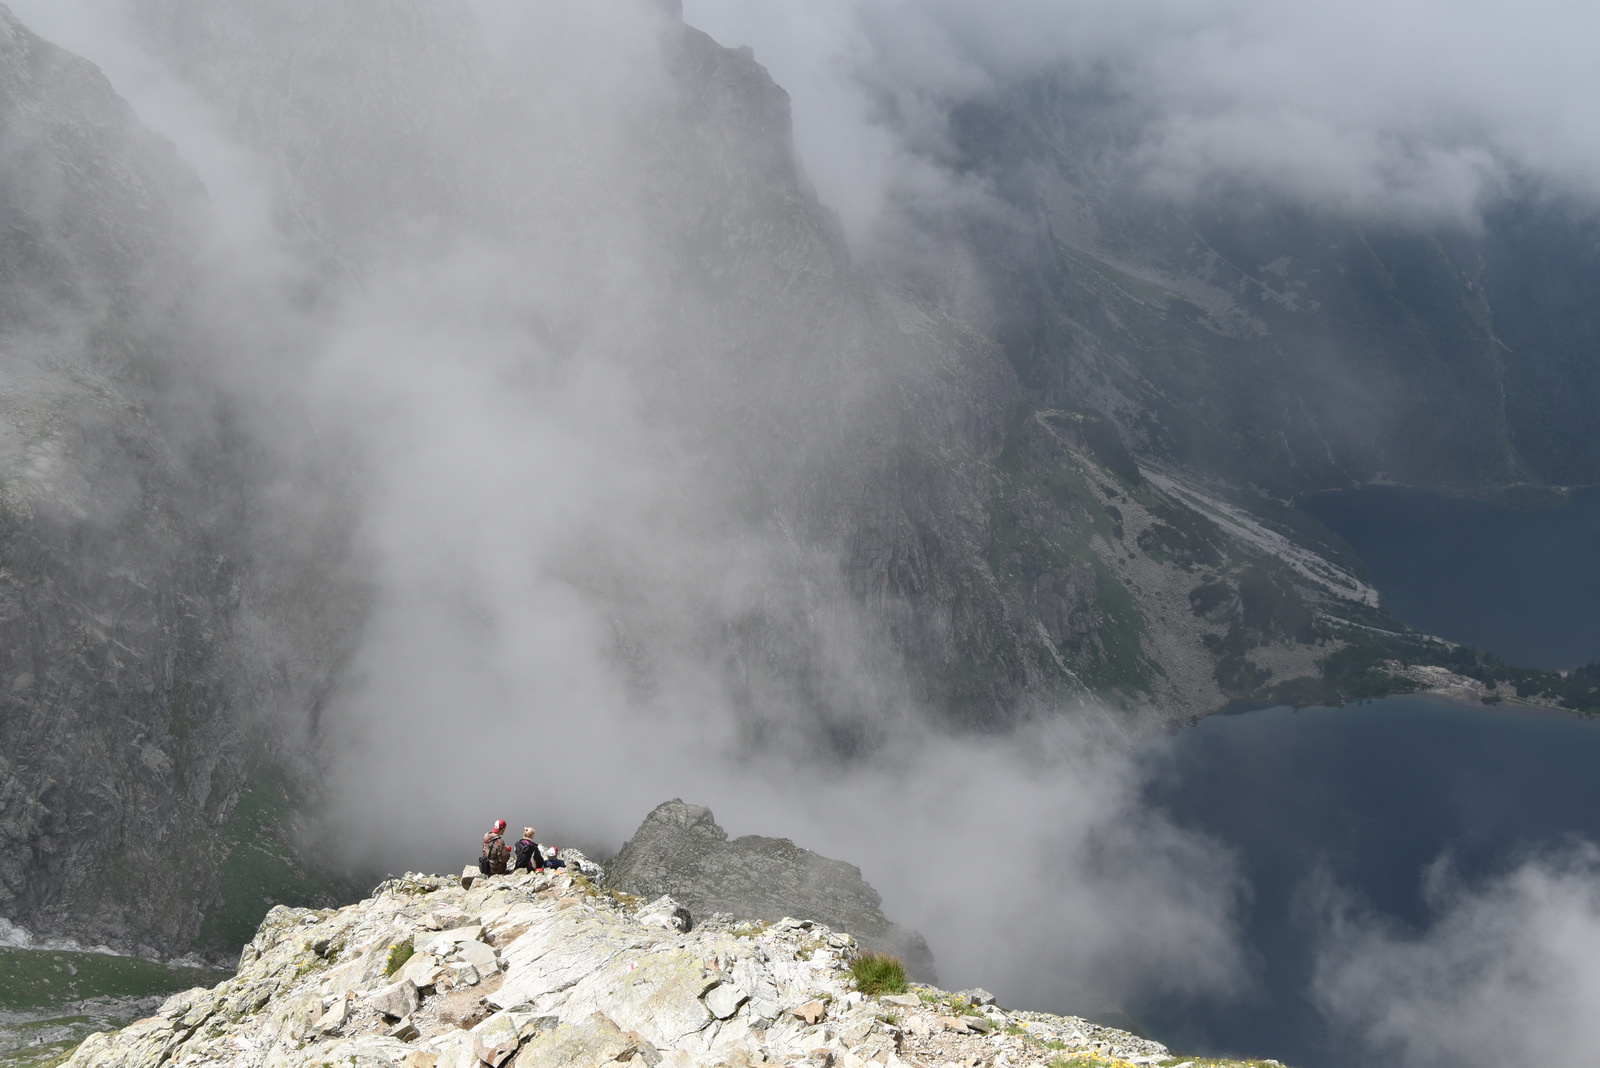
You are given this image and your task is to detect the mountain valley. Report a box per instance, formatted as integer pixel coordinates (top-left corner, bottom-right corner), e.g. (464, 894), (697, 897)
(0, 8), (1596, 1062)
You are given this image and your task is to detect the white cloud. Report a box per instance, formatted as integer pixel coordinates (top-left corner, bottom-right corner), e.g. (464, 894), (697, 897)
(1312, 843), (1600, 1068)
(684, 0), (1600, 233)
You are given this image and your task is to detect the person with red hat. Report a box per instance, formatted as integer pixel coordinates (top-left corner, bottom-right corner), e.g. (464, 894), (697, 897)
(479, 819), (510, 875)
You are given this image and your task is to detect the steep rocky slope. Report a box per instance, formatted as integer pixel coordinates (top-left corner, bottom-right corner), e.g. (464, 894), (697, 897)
(0, 5), (346, 955)
(64, 868), (1193, 1068)
(113, 0), (1054, 733)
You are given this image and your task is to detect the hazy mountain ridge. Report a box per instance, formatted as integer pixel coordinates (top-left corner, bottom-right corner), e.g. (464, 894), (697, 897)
(943, 75), (1600, 497)
(0, 2), (1045, 951)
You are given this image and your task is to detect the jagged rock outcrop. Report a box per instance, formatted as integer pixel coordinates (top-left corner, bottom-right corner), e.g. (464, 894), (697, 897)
(607, 800), (937, 983)
(64, 867), (1171, 1068)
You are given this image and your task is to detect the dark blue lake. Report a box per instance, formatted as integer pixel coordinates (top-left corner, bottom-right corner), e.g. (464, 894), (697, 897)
(1302, 485), (1600, 670)
(1134, 695), (1600, 1068)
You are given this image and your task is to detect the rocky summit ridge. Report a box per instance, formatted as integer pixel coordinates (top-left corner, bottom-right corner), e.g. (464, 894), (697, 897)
(62, 867), (1178, 1068)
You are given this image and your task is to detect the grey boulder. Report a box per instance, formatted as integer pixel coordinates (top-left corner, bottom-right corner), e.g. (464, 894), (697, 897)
(607, 800), (937, 981)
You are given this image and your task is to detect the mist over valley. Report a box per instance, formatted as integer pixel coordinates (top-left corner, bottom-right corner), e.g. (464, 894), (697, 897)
(1, 3), (1598, 1066)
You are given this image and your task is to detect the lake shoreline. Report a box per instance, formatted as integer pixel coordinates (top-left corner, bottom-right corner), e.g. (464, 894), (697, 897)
(1301, 484), (1600, 671)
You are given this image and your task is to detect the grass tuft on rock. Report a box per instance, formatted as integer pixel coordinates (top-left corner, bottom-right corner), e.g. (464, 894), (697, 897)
(850, 952), (908, 996)
(383, 940), (414, 977)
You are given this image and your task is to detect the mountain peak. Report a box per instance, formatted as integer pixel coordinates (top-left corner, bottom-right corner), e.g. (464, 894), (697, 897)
(64, 862), (1174, 1068)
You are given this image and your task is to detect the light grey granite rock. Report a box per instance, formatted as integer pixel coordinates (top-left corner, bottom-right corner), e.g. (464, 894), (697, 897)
(63, 867), (1178, 1068)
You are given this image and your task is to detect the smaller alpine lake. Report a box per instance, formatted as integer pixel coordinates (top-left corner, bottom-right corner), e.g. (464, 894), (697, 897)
(1302, 485), (1600, 671)
(1132, 694), (1600, 1068)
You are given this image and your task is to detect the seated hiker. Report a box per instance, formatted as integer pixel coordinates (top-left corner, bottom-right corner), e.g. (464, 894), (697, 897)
(513, 828), (567, 872)
(480, 819), (510, 875)
(514, 827), (546, 871)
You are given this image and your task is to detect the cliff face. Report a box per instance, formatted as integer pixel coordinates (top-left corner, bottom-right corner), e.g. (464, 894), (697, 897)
(0, 1), (1033, 951)
(0, 5), (356, 954)
(0, 7), (243, 952)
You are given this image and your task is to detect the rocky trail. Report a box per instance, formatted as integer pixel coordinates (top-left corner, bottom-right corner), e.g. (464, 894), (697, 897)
(58, 863), (1287, 1068)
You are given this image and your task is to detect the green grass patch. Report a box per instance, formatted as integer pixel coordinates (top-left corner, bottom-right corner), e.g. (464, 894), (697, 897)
(383, 940), (414, 977)
(849, 952), (908, 996)
(608, 889), (643, 910)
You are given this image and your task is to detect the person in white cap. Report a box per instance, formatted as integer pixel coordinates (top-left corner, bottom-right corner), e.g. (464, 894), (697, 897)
(480, 819), (510, 874)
